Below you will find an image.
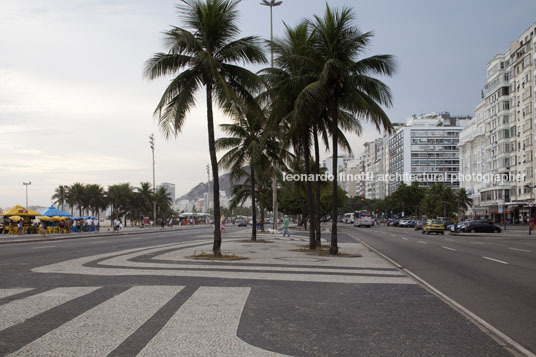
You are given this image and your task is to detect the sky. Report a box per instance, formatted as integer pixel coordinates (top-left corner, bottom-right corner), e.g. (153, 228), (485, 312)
(1, 0), (535, 208)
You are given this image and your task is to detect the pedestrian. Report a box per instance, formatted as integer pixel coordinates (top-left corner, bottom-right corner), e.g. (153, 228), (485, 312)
(220, 215), (225, 233)
(161, 219), (165, 230)
(283, 215), (290, 237)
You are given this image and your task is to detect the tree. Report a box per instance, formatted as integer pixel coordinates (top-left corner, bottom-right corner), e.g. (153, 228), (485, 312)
(144, 0), (266, 256)
(456, 187), (472, 219)
(85, 184), (107, 219)
(67, 183), (85, 216)
(298, 5), (396, 254)
(155, 186), (174, 220)
(107, 183), (134, 223)
(51, 185), (68, 212)
(136, 182), (154, 219)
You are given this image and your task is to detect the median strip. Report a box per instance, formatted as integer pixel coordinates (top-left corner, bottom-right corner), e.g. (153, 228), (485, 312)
(482, 257), (509, 265)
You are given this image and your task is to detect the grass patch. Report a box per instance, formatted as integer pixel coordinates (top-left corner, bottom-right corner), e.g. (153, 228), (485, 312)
(295, 245), (362, 258)
(188, 251), (248, 261)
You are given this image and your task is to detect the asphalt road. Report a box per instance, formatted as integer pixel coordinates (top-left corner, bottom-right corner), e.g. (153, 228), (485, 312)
(342, 224), (536, 355)
(0, 226), (518, 356)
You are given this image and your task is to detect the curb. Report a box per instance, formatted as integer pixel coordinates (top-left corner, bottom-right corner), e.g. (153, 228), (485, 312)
(345, 230), (534, 357)
(0, 225), (210, 245)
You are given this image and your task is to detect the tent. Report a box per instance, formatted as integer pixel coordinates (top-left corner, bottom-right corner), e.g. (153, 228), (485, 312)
(1, 205), (41, 216)
(40, 206), (72, 217)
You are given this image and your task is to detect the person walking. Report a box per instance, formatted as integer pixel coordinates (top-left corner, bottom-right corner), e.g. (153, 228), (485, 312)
(283, 215), (290, 237)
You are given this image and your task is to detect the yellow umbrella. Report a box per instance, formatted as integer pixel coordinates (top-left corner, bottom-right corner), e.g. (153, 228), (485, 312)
(9, 216), (23, 221)
(39, 216), (53, 221)
(1, 205), (41, 216)
(51, 216), (62, 221)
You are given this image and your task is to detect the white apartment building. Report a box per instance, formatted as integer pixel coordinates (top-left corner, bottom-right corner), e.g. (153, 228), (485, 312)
(158, 182), (176, 202)
(460, 22), (536, 223)
(321, 154), (354, 176)
(388, 112), (471, 194)
(458, 101), (488, 217)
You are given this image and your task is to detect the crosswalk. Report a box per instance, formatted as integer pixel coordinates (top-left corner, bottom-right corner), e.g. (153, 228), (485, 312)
(0, 286), (286, 357)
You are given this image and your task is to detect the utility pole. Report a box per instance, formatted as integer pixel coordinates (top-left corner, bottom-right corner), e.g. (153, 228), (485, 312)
(23, 181), (31, 208)
(149, 134), (156, 225)
(261, 0), (282, 232)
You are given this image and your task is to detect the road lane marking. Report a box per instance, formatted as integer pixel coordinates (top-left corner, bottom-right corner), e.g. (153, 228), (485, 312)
(470, 242), (484, 245)
(138, 287), (284, 356)
(11, 286), (183, 357)
(441, 246), (456, 251)
(0, 287), (99, 331)
(401, 237), (408, 241)
(508, 247), (531, 253)
(483, 257), (509, 265)
(418, 241), (427, 244)
(31, 246), (56, 249)
(0, 288), (32, 300)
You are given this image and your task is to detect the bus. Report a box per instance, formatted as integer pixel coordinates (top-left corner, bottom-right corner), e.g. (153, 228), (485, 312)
(354, 210), (373, 228)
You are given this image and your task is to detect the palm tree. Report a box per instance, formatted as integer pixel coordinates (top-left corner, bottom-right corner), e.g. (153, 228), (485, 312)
(107, 183), (134, 223)
(67, 183), (85, 216)
(155, 186), (174, 220)
(137, 182), (154, 218)
(144, 0), (266, 256)
(297, 5), (396, 254)
(456, 188), (472, 219)
(86, 184), (107, 219)
(51, 185), (68, 212)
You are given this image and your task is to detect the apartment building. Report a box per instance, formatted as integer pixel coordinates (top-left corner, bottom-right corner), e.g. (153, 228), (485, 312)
(388, 112), (471, 195)
(460, 22), (536, 223)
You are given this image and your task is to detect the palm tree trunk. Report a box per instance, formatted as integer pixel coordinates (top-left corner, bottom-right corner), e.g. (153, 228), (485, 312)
(303, 134), (316, 250)
(206, 83), (222, 256)
(330, 102), (339, 255)
(250, 164), (257, 241)
(313, 125), (321, 247)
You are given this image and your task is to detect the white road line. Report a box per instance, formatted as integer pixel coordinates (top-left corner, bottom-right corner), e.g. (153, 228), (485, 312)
(31, 246), (56, 249)
(401, 237), (408, 241)
(0, 288), (32, 300)
(418, 241), (427, 244)
(483, 257), (509, 265)
(508, 247), (531, 253)
(470, 242), (485, 245)
(0, 287), (99, 331)
(138, 287), (285, 356)
(390, 234), (397, 237)
(441, 246), (456, 251)
(11, 286), (183, 357)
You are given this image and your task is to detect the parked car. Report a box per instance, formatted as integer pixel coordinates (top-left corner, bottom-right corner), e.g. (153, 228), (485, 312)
(462, 220), (501, 233)
(414, 220), (424, 231)
(423, 220), (445, 235)
(399, 220), (416, 228)
(238, 220), (247, 227)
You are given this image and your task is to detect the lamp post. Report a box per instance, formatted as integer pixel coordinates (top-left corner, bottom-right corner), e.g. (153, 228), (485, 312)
(23, 181), (31, 208)
(261, 0), (282, 233)
(149, 134), (156, 226)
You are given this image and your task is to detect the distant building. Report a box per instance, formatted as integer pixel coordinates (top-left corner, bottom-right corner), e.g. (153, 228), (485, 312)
(388, 112), (471, 194)
(322, 154), (354, 176)
(158, 182), (176, 202)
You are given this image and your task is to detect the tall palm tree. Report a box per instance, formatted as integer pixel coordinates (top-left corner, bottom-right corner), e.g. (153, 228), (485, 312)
(68, 183), (86, 216)
(144, 0), (266, 256)
(297, 5), (396, 254)
(86, 184), (107, 219)
(155, 186), (174, 220)
(51, 185), (68, 212)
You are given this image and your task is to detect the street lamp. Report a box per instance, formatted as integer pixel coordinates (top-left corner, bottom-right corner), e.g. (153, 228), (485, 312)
(149, 134), (156, 225)
(260, 0), (282, 232)
(23, 181), (31, 208)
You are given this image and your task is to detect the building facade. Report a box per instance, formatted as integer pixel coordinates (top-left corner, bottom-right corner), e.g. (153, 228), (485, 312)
(388, 112), (471, 194)
(459, 22), (536, 223)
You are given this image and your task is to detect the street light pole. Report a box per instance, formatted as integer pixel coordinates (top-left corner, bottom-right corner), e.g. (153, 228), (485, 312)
(261, 0), (282, 233)
(23, 181), (31, 207)
(149, 134), (156, 226)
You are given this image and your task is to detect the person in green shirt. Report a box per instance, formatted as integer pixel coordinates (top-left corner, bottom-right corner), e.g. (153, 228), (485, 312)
(283, 215), (290, 237)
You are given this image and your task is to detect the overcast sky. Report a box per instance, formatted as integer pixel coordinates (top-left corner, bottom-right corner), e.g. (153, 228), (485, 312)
(1, 0), (535, 208)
